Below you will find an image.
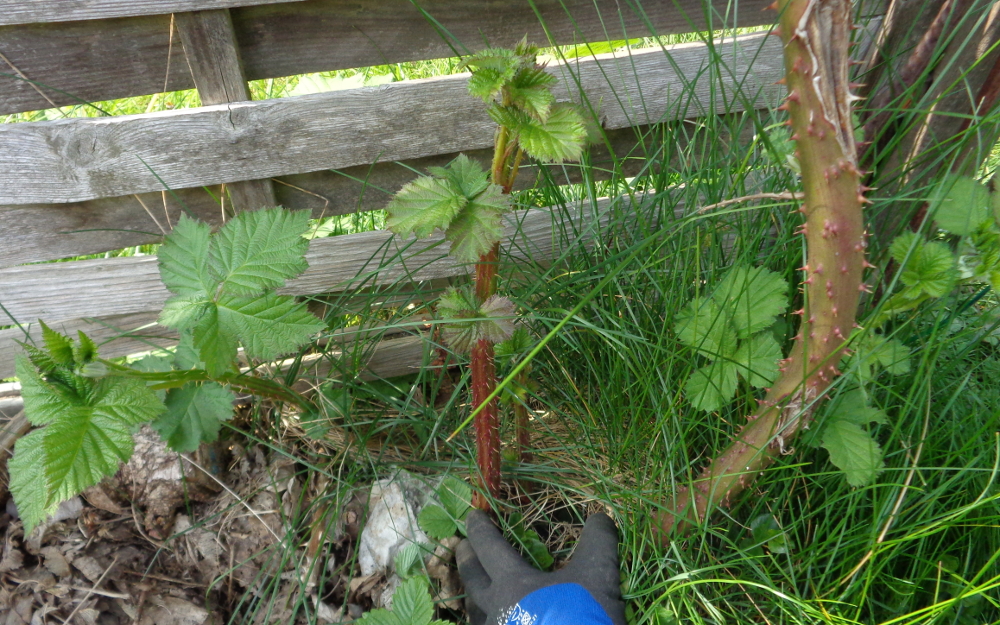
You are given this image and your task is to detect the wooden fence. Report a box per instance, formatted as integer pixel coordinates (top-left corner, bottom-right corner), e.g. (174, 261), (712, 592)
(0, 0), (866, 382)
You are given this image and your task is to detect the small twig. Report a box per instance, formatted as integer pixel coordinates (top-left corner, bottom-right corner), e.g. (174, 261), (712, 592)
(68, 585), (131, 600)
(164, 14), (176, 94)
(63, 556), (119, 624)
(132, 194), (168, 236)
(122, 569), (206, 587)
(696, 192), (803, 214)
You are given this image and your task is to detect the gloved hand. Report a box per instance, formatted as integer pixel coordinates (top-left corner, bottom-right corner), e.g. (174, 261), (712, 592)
(456, 509), (626, 625)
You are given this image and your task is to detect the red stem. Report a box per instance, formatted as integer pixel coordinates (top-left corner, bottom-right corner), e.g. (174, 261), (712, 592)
(472, 244), (501, 509)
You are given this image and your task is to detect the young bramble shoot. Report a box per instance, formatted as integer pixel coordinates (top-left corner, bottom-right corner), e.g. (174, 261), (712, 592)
(385, 40), (587, 507)
(12, 208), (325, 533)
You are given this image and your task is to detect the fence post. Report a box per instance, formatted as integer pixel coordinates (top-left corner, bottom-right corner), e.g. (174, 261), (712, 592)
(175, 9), (278, 211)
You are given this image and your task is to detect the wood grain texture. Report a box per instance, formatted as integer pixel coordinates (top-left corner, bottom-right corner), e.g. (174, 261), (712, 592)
(0, 197), (624, 345)
(0, 0), (777, 115)
(0, 34), (785, 205)
(0, 0), (305, 26)
(0, 122), (710, 266)
(176, 8), (278, 210)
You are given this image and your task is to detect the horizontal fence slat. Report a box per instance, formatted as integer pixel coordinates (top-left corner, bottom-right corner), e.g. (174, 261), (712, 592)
(0, 196), (625, 338)
(0, 0), (777, 115)
(1, 34), (785, 205)
(1, 122), (716, 266)
(0, 0), (307, 26)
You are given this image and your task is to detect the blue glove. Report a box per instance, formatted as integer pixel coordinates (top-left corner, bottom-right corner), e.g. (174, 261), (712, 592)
(456, 510), (625, 625)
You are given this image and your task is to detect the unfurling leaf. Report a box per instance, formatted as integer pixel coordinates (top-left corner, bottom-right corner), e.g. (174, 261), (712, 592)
(444, 188), (507, 263)
(517, 104), (587, 163)
(437, 288), (516, 352)
(152, 382), (235, 452)
(685, 360), (739, 412)
(386, 176), (466, 239)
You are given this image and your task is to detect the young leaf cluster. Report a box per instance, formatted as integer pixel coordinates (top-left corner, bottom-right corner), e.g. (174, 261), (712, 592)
(462, 39), (587, 163)
(157, 208), (325, 377)
(356, 576), (450, 625)
(12, 325), (165, 533)
(418, 477), (472, 540)
(506, 512), (553, 570)
(435, 286), (516, 353)
(386, 155), (511, 264)
(675, 266), (789, 411)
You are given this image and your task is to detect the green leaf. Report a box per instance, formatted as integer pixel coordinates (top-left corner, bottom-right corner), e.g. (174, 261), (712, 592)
(173, 330), (203, 370)
(391, 577), (434, 625)
(674, 297), (737, 359)
(16, 355), (75, 426)
(44, 377), (164, 506)
(869, 336), (911, 376)
(732, 333), (782, 388)
(192, 305), (239, 377)
(509, 520), (553, 571)
(9, 430), (58, 533)
(158, 294), (211, 330)
(209, 208), (311, 296)
(477, 296), (516, 344)
(517, 104), (587, 163)
(932, 174), (991, 236)
(444, 186), (507, 263)
(828, 389), (888, 426)
(496, 326), (534, 360)
(427, 154), (489, 199)
(418, 504), (457, 540)
(467, 67), (515, 101)
(216, 293), (324, 360)
(438, 477), (472, 520)
(507, 66), (557, 119)
(357, 608), (401, 625)
(40, 321), (74, 365)
(890, 232), (958, 298)
(488, 104), (533, 134)
(821, 420), (884, 487)
(158, 213), (212, 296)
(386, 176), (467, 239)
(152, 382), (234, 452)
(73, 331), (98, 365)
(712, 266), (789, 339)
(685, 361), (739, 412)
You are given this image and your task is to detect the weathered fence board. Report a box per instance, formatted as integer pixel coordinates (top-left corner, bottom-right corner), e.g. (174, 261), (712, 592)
(0, 196), (624, 336)
(0, 0), (305, 26)
(0, 34), (784, 205)
(175, 8), (278, 210)
(1, 120), (742, 266)
(0, 0), (776, 115)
